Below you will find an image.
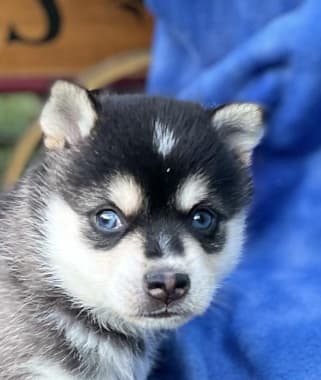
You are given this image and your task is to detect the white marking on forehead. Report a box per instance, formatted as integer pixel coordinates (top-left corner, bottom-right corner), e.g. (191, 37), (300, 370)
(153, 119), (177, 157)
(176, 174), (209, 212)
(108, 174), (144, 215)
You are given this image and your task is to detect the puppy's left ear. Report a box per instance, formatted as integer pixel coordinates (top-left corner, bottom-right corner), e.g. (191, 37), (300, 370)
(212, 103), (265, 165)
(40, 80), (97, 150)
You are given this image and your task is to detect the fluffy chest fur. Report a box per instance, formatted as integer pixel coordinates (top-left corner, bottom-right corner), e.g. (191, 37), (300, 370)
(24, 331), (154, 380)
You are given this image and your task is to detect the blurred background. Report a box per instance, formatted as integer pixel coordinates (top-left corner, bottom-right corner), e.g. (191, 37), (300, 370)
(0, 0), (153, 189)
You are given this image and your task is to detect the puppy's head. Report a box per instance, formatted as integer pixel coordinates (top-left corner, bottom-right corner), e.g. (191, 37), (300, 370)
(39, 81), (264, 331)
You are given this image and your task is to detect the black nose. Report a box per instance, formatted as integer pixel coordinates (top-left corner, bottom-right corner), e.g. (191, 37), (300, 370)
(144, 271), (190, 304)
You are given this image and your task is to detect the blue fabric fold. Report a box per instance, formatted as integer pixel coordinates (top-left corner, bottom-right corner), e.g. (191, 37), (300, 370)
(146, 1), (321, 379)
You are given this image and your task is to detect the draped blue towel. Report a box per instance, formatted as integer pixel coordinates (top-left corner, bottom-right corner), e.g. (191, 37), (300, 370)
(146, 1), (321, 379)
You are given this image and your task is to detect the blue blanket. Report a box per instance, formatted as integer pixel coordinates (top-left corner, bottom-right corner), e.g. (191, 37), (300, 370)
(146, 1), (321, 379)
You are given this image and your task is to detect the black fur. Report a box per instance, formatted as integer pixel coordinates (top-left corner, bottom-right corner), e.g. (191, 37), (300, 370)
(52, 94), (251, 256)
(0, 92), (255, 378)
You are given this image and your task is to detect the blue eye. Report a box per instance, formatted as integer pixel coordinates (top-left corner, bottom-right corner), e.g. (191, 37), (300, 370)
(190, 208), (217, 232)
(96, 210), (123, 232)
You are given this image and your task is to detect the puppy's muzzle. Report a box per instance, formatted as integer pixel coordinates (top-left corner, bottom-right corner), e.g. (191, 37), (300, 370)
(144, 271), (190, 304)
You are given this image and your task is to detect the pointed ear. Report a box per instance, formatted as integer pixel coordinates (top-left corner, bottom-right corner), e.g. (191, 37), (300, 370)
(39, 80), (97, 150)
(212, 103), (265, 165)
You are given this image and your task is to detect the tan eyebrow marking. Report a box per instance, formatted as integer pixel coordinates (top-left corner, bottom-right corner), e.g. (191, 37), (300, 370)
(107, 174), (144, 216)
(175, 174), (209, 212)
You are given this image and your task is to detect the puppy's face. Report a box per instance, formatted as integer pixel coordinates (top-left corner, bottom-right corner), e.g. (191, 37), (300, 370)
(40, 82), (263, 331)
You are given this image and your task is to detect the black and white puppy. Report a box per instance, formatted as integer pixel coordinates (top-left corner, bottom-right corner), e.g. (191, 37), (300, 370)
(0, 81), (264, 379)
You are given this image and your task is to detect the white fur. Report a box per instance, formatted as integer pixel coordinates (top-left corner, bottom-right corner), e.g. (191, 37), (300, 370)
(40, 81), (97, 149)
(212, 103), (264, 163)
(213, 103), (262, 133)
(41, 195), (246, 379)
(211, 211), (247, 279)
(153, 120), (177, 157)
(43, 196), (157, 379)
(24, 359), (76, 379)
(25, 356), (151, 380)
(107, 174), (144, 216)
(44, 196), (189, 331)
(52, 313), (152, 380)
(129, 213), (246, 330)
(175, 174), (209, 212)
(44, 196), (147, 322)
(44, 195), (246, 330)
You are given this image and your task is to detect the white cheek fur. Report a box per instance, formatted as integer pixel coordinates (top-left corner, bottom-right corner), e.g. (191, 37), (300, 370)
(44, 196), (246, 331)
(44, 196), (147, 319)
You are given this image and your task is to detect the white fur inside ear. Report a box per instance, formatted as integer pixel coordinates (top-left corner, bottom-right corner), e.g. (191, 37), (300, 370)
(40, 80), (97, 149)
(212, 103), (264, 164)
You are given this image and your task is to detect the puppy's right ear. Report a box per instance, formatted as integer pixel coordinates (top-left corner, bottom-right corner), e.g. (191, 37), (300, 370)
(39, 80), (97, 150)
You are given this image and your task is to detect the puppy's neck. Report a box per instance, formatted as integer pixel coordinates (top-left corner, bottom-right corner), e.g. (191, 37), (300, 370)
(46, 307), (158, 380)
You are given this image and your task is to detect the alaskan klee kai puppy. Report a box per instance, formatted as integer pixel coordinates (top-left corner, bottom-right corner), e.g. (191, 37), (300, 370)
(0, 81), (264, 379)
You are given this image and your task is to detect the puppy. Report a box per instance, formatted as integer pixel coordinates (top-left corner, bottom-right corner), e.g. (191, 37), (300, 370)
(0, 81), (263, 379)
